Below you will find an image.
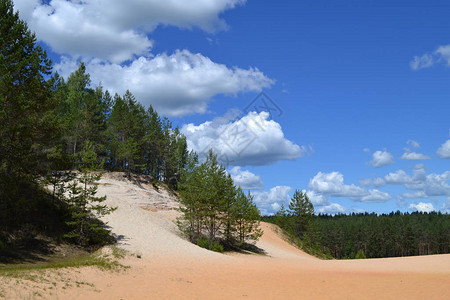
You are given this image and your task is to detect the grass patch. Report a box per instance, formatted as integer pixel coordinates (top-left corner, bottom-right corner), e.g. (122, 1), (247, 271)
(0, 245), (129, 280)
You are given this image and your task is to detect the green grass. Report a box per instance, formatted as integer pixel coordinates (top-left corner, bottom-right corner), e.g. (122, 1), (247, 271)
(0, 245), (129, 280)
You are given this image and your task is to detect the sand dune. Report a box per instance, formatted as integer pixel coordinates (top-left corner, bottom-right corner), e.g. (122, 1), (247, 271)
(1, 173), (449, 299)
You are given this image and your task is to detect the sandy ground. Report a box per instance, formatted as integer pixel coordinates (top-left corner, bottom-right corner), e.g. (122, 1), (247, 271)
(1, 173), (449, 299)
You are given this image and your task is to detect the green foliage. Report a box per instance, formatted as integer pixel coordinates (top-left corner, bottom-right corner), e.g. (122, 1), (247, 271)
(289, 190), (315, 236)
(0, 0), (58, 178)
(233, 189), (263, 244)
(195, 237), (210, 249)
(316, 212), (450, 259)
(57, 63), (109, 159)
(355, 249), (366, 259)
(195, 238), (224, 253)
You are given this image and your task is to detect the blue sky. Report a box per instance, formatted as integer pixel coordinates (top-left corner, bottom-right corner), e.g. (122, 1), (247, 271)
(14, 0), (449, 215)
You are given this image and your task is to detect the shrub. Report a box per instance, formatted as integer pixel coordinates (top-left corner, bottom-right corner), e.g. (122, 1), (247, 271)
(210, 242), (224, 253)
(196, 238), (210, 249)
(355, 249), (366, 259)
(195, 238), (224, 253)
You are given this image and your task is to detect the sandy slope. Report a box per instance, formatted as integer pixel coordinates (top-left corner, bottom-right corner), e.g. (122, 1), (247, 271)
(1, 173), (449, 299)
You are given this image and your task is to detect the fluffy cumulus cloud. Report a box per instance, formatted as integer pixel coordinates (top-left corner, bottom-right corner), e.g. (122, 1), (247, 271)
(56, 51), (273, 116)
(305, 190), (329, 206)
(14, 1), (269, 117)
(308, 172), (366, 198)
(360, 165), (450, 199)
(400, 152), (431, 161)
(401, 140), (429, 160)
(404, 170), (450, 197)
(399, 191), (428, 200)
(14, 0), (245, 63)
(408, 202), (435, 213)
(359, 177), (386, 188)
(229, 167), (263, 190)
(368, 150), (394, 168)
(359, 190), (391, 203)
(181, 111), (310, 166)
(410, 44), (450, 70)
(308, 172), (391, 203)
(305, 189), (348, 215)
(437, 140), (450, 159)
(252, 186), (292, 215)
(384, 170), (413, 185)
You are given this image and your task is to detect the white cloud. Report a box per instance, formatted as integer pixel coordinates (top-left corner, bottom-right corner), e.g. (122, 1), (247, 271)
(181, 111), (310, 166)
(253, 186), (292, 215)
(359, 190), (391, 203)
(400, 152), (431, 161)
(403, 167), (450, 197)
(399, 191), (428, 200)
(436, 45), (450, 66)
(407, 140), (420, 149)
(410, 53), (434, 70)
(401, 141), (430, 160)
(56, 51), (273, 117)
(361, 165), (450, 199)
(15, 1), (273, 117)
(384, 170), (413, 184)
(305, 191), (329, 206)
(442, 198), (450, 213)
(408, 202), (435, 213)
(437, 140), (450, 159)
(229, 167), (263, 190)
(418, 172), (450, 196)
(308, 172), (367, 198)
(316, 203), (348, 215)
(359, 177), (386, 188)
(385, 166), (450, 197)
(308, 172), (391, 203)
(410, 45), (450, 70)
(14, 0), (246, 63)
(368, 150), (394, 168)
(360, 168), (423, 188)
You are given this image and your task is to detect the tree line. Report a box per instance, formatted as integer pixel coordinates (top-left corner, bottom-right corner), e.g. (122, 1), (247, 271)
(265, 193), (450, 259)
(315, 211), (449, 259)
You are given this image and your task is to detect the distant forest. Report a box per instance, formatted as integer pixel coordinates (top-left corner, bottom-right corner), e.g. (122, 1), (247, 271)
(264, 210), (450, 259)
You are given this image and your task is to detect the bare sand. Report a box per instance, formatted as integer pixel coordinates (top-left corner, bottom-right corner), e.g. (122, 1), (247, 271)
(1, 173), (449, 299)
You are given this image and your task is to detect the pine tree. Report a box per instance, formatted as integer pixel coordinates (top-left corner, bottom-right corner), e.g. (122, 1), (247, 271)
(0, 0), (56, 176)
(0, 0), (59, 229)
(233, 189), (263, 245)
(274, 204), (290, 231)
(58, 63), (109, 159)
(289, 190), (315, 236)
(65, 141), (116, 245)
